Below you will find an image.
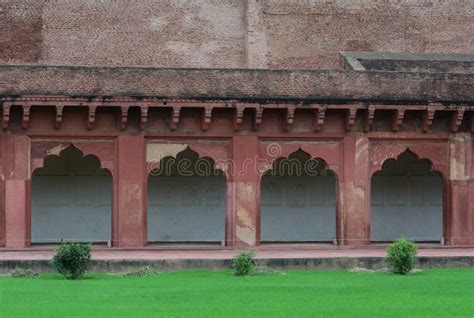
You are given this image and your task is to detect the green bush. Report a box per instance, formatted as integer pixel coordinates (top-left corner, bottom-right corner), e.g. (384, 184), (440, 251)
(386, 237), (417, 275)
(52, 242), (92, 279)
(231, 250), (255, 276)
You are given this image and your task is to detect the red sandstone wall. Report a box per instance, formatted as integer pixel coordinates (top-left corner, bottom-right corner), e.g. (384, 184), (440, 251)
(0, 0), (473, 69)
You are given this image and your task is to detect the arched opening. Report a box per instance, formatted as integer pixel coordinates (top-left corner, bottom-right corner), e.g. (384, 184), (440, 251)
(261, 149), (337, 243)
(147, 148), (226, 244)
(371, 150), (444, 242)
(31, 145), (112, 244)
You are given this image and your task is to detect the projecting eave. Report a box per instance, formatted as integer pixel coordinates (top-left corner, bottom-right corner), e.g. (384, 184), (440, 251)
(0, 64), (473, 104)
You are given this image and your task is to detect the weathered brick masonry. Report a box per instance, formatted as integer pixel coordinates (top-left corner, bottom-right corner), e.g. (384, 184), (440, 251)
(0, 65), (473, 101)
(1, 0), (473, 69)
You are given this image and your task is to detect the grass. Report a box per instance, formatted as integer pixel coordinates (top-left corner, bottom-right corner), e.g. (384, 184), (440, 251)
(1, 268), (473, 317)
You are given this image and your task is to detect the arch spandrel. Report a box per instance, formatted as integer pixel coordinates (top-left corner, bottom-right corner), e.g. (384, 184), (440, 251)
(32, 144), (112, 177)
(369, 143), (448, 180)
(146, 141), (229, 177)
(147, 147), (226, 179)
(258, 142), (341, 177)
(261, 148), (338, 180)
(30, 140), (115, 178)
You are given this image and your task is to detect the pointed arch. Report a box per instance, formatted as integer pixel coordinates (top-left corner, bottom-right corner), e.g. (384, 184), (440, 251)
(371, 149), (444, 242)
(147, 147), (226, 244)
(260, 148), (337, 243)
(31, 144), (112, 244)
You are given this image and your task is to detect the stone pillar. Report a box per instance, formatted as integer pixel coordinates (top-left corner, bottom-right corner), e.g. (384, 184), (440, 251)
(338, 134), (370, 245)
(115, 135), (146, 247)
(446, 133), (473, 245)
(4, 135), (30, 248)
(227, 135), (260, 247)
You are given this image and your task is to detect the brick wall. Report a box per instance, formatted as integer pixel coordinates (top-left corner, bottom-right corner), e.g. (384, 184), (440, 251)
(0, 0), (473, 69)
(1, 0), (246, 68)
(262, 0), (474, 69)
(0, 0), (43, 63)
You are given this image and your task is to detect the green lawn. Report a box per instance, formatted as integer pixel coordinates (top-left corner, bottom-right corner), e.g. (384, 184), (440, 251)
(1, 268), (473, 317)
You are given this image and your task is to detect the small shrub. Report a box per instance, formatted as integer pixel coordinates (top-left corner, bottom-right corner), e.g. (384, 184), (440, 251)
(231, 250), (255, 276)
(386, 237), (417, 275)
(52, 242), (92, 279)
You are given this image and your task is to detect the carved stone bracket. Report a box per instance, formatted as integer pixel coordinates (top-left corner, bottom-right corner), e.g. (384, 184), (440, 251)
(392, 109), (405, 132)
(345, 108), (358, 132)
(254, 106), (263, 130)
(87, 104), (97, 130)
(170, 105), (181, 130)
(234, 104), (245, 131)
(285, 105), (296, 131)
(55, 105), (64, 129)
(421, 108), (436, 133)
(22, 104), (31, 129)
(364, 105), (376, 132)
(140, 105), (149, 130)
(120, 106), (129, 130)
(450, 108), (465, 133)
(202, 106), (213, 131)
(313, 107), (326, 132)
(2, 102), (11, 130)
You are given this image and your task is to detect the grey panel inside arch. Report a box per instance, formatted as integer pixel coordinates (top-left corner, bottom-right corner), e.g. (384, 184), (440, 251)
(31, 146), (112, 243)
(147, 175), (226, 242)
(261, 175), (337, 242)
(371, 151), (443, 242)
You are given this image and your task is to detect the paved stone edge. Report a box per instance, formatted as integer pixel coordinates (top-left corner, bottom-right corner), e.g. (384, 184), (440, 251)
(0, 256), (472, 273)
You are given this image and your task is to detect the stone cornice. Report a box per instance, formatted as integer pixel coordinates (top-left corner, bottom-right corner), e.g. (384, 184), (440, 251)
(0, 65), (473, 103)
(1, 95), (472, 132)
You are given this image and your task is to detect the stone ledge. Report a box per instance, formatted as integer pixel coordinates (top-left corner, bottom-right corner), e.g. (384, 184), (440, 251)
(0, 65), (473, 102)
(341, 52), (474, 73)
(1, 256), (472, 274)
